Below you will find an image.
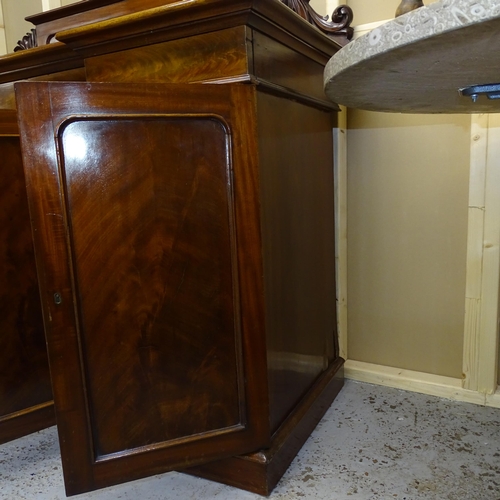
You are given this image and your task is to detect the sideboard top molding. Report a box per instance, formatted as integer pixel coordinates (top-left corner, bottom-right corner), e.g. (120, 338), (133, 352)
(0, 43), (83, 84)
(24, 0), (353, 46)
(2, 0), (353, 86)
(53, 0), (349, 58)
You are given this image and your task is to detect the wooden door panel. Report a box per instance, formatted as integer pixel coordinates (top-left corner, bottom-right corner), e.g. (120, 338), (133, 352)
(0, 110), (55, 443)
(15, 82), (269, 495)
(64, 116), (242, 456)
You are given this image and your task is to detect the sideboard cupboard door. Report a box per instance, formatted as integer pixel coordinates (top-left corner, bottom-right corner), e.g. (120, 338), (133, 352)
(15, 81), (269, 496)
(0, 110), (54, 444)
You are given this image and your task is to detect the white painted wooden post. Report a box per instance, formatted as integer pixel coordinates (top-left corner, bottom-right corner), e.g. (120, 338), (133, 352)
(0, 0), (7, 55)
(478, 115), (500, 395)
(463, 114), (489, 391)
(463, 114), (500, 396)
(41, 0), (63, 11)
(334, 107), (348, 360)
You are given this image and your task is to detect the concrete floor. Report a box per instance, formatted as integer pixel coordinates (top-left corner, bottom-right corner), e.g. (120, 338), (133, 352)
(1, 380), (499, 499)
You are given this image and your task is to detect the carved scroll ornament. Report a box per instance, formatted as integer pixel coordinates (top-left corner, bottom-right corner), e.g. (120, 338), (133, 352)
(14, 29), (38, 52)
(280, 0), (354, 40)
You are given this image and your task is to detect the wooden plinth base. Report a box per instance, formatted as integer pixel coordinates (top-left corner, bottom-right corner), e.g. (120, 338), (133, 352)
(185, 357), (344, 496)
(0, 402), (56, 445)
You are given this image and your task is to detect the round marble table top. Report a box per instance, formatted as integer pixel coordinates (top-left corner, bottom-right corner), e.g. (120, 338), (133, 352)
(324, 0), (500, 113)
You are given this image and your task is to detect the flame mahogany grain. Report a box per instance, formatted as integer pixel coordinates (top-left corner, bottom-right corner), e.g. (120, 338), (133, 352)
(2, 0), (350, 495)
(0, 110), (55, 444)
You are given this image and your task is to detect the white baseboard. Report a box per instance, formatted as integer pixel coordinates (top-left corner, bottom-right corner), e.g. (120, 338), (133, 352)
(344, 360), (500, 407)
(486, 391), (500, 409)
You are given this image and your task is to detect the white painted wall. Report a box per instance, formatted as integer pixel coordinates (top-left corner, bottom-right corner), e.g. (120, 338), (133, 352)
(1, 0), (66, 53)
(347, 110), (470, 378)
(341, 1), (500, 405)
(2, 0), (41, 53)
(0, 0), (7, 55)
(309, 0), (343, 17)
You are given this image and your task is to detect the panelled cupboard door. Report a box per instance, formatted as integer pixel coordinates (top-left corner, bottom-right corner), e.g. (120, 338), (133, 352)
(15, 81), (270, 496)
(0, 110), (54, 444)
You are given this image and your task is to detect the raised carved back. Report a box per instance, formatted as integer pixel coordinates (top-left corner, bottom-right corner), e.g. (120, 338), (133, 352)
(14, 30), (37, 52)
(280, 1), (353, 40)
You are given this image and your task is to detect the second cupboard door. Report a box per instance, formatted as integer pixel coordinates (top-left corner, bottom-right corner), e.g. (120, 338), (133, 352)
(15, 81), (269, 496)
(0, 110), (54, 444)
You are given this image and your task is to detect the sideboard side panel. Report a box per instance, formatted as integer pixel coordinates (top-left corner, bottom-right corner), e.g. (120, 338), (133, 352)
(256, 90), (338, 432)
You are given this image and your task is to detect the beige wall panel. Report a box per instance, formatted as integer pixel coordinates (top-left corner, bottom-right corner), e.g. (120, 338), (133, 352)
(2, 0), (41, 53)
(346, 0), (396, 25)
(309, 0), (327, 14)
(347, 0), (440, 27)
(309, 0), (347, 17)
(347, 110), (470, 378)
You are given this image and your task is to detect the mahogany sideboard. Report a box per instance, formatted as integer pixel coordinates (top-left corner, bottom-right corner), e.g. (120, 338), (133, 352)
(0, 0), (353, 496)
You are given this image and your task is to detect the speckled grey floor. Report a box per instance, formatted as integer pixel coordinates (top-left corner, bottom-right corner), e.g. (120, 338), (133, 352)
(1, 380), (499, 499)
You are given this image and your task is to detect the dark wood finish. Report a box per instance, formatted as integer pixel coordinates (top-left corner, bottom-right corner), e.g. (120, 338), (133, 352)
(187, 360), (344, 495)
(15, 81), (270, 495)
(55, 0), (345, 60)
(0, 109), (17, 133)
(84, 26), (252, 84)
(26, 0), (352, 48)
(83, 26), (331, 105)
(0, 110), (55, 445)
(2, 0), (349, 495)
(14, 30), (37, 52)
(252, 30), (328, 102)
(0, 68), (86, 111)
(0, 54), (86, 446)
(184, 81), (342, 495)
(281, 1), (353, 42)
(256, 91), (338, 431)
(0, 403), (55, 445)
(0, 43), (82, 84)
(27, 0), (181, 46)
